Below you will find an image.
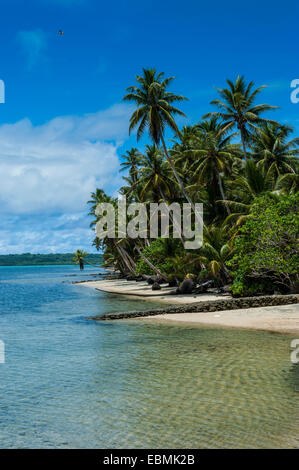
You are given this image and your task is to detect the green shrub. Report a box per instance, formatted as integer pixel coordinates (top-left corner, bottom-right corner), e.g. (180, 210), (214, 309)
(229, 193), (299, 296)
(135, 238), (185, 277)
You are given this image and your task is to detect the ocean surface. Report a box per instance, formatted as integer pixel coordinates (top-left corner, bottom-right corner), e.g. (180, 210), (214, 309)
(0, 265), (298, 449)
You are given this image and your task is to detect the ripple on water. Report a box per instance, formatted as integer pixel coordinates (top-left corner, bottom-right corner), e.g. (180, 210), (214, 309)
(0, 266), (298, 448)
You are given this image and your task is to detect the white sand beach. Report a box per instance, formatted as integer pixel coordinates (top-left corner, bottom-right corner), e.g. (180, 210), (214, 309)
(138, 304), (299, 335)
(77, 278), (225, 304)
(78, 278), (299, 334)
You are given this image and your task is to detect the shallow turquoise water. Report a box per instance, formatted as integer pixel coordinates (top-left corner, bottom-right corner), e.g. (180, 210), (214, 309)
(0, 266), (298, 448)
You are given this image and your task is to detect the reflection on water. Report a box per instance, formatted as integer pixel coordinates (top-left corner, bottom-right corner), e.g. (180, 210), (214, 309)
(0, 266), (298, 448)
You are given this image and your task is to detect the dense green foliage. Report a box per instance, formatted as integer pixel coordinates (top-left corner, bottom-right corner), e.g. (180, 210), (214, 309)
(0, 253), (102, 266)
(135, 239), (184, 277)
(87, 69), (299, 296)
(229, 194), (299, 296)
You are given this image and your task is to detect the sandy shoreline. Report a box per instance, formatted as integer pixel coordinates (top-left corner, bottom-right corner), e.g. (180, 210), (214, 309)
(77, 278), (226, 304)
(78, 278), (299, 335)
(134, 304), (299, 335)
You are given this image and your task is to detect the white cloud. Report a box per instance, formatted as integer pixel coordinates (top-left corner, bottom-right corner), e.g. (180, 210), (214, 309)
(0, 103), (133, 253)
(0, 104), (131, 215)
(0, 226), (94, 254)
(0, 211), (96, 254)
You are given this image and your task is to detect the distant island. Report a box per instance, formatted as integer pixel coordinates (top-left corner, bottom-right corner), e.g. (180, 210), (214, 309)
(0, 253), (103, 266)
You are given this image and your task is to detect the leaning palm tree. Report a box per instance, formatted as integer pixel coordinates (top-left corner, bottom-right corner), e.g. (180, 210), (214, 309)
(88, 189), (136, 275)
(203, 75), (279, 159)
(123, 68), (196, 209)
(88, 187), (169, 279)
(72, 249), (88, 270)
(251, 123), (299, 177)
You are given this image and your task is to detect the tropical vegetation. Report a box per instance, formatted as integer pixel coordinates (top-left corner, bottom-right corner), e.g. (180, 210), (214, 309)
(86, 70), (299, 296)
(0, 253), (102, 266)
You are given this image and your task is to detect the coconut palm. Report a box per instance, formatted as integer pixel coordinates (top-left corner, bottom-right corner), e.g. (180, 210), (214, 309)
(89, 187), (170, 279)
(123, 68), (197, 209)
(276, 172), (299, 193)
(186, 117), (242, 215)
(120, 148), (143, 184)
(200, 225), (233, 285)
(251, 123), (299, 177)
(139, 144), (175, 203)
(88, 189), (136, 275)
(119, 174), (140, 203)
(203, 75), (279, 159)
(88, 188), (115, 223)
(138, 145), (187, 244)
(221, 160), (278, 228)
(187, 225), (232, 285)
(85, 70), (299, 294)
(72, 249), (88, 270)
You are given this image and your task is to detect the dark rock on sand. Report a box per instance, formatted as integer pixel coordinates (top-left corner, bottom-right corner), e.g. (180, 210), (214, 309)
(152, 282), (161, 291)
(176, 278), (194, 295)
(89, 294), (299, 321)
(147, 275), (164, 285)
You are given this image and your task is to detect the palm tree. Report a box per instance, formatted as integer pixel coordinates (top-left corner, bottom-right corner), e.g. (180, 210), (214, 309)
(138, 145), (186, 244)
(88, 188), (114, 220)
(221, 160), (278, 228)
(72, 249), (88, 270)
(187, 225), (232, 285)
(139, 144), (174, 203)
(185, 117), (242, 215)
(120, 148), (143, 184)
(251, 123), (299, 177)
(276, 172), (299, 193)
(88, 189), (136, 275)
(203, 75), (279, 159)
(165, 253), (189, 281)
(169, 125), (202, 190)
(123, 68), (196, 209)
(88, 187), (169, 279)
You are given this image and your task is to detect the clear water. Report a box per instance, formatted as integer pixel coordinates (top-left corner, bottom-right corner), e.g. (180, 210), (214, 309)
(0, 266), (298, 449)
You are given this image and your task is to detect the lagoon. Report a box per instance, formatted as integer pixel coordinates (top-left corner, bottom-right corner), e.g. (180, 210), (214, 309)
(0, 266), (298, 448)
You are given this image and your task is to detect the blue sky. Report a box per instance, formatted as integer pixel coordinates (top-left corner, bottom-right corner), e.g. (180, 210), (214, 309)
(0, 0), (298, 253)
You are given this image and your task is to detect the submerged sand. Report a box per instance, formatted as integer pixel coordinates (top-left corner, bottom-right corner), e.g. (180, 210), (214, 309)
(78, 278), (299, 334)
(138, 304), (299, 335)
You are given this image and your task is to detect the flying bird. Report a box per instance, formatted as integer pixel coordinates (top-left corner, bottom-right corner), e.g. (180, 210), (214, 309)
(58, 30), (64, 36)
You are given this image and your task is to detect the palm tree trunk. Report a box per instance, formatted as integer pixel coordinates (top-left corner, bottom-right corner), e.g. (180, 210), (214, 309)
(240, 128), (247, 160)
(120, 245), (137, 271)
(85, 261), (103, 268)
(221, 263), (231, 284)
(116, 258), (126, 275)
(115, 244), (135, 275)
(217, 173), (231, 216)
(134, 244), (168, 281)
(160, 135), (203, 230)
(159, 186), (185, 245)
(160, 135), (195, 210)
